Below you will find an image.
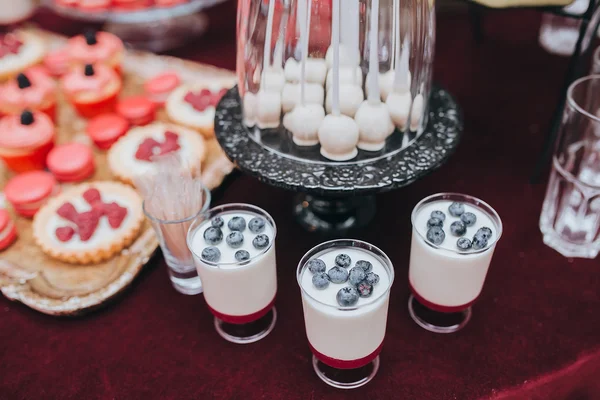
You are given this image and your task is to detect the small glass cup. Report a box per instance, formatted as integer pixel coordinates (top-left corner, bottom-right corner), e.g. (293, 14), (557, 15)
(187, 203), (278, 344)
(540, 75), (600, 258)
(143, 185), (211, 295)
(408, 193), (503, 333)
(297, 239), (394, 389)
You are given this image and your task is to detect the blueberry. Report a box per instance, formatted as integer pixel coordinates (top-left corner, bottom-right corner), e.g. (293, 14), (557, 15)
(312, 273), (330, 290)
(327, 266), (349, 284)
(252, 234), (270, 250)
(457, 237), (472, 250)
(461, 212), (477, 227)
(426, 226), (445, 245)
(427, 217), (443, 229)
(203, 227), (223, 245)
(348, 267), (367, 286)
(306, 258), (326, 274)
(211, 216), (224, 228)
(355, 260), (372, 273)
(431, 210), (446, 222)
(448, 202), (465, 217)
(248, 217), (266, 233)
(235, 250), (250, 262)
(477, 227), (493, 240)
(450, 221), (467, 237)
(226, 231), (244, 248)
(227, 216), (246, 232)
(365, 272), (380, 285)
(472, 233), (489, 250)
(335, 253), (351, 268)
(336, 287), (359, 307)
(201, 247), (221, 262)
(357, 280), (373, 298)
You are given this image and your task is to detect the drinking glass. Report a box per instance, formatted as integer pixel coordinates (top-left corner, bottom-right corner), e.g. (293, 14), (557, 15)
(143, 184), (211, 295)
(540, 75), (600, 258)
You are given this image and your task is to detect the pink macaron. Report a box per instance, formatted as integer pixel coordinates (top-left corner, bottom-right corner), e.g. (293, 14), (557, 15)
(47, 142), (96, 182)
(5, 171), (59, 218)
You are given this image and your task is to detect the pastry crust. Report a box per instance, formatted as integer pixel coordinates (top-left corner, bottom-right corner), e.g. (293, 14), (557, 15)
(107, 122), (206, 185)
(165, 79), (235, 138)
(33, 181), (144, 264)
(0, 31), (46, 82)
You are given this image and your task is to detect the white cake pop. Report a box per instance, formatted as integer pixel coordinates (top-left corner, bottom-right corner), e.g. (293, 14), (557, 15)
(326, 44), (358, 68)
(325, 66), (363, 90)
(281, 82), (324, 113)
(284, 58), (327, 85)
(256, 90), (282, 129)
(318, 114), (359, 161)
(262, 67), (285, 92)
(354, 102), (394, 151)
(325, 84), (364, 118)
(386, 91), (412, 130)
(243, 92), (257, 127)
(410, 92), (424, 132)
(364, 70), (412, 101)
(283, 103), (325, 146)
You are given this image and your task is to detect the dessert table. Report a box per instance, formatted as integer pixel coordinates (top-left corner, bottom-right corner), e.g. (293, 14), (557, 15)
(1, 3), (600, 399)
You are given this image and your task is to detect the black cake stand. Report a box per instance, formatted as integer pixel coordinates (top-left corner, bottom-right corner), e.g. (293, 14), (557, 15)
(215, 86), (463, 235)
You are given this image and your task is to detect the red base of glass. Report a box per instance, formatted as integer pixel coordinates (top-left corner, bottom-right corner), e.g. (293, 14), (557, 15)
(309, 341), (384, 370)
(206, 296), (276, 324)
(409, 281), (478, 313)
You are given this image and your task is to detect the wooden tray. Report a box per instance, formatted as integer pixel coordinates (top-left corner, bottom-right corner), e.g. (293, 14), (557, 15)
(0, 29), (235, 316)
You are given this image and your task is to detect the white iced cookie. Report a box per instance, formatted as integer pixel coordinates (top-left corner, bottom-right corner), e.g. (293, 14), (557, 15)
(410, 93), (424, 131)
(325, 66), (363, 91)
(386, 91), (412, 130)
(365, 70), (412, 101)
(284, 57), (327, 85)
(325, 44), (358, 68)
(243, 92), (257, 127)
(318, 114), (359, 161)
(283, 103), (325, 146)
(256, 90), (282, 129)
(354, 102), (395, 151)
(262, 67), (285, 92)
(325, 85), (364, 118)
(281, 82), (325, 113)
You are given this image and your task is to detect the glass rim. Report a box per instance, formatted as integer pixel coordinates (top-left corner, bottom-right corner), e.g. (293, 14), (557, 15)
(566, 75), (600, 124)
(186, 203), (277, 268)
(142, 184), (211, 225)
(410, 192), (503, 255)
(296, 239), (395, 311)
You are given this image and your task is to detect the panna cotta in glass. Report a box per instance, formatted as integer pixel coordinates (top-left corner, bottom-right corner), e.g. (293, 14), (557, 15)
(297, 239), (394, 389)
(408, 193), (503, 333)
(188, 204), (277, 344)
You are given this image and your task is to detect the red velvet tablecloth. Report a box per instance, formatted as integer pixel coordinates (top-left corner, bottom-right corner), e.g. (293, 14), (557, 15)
(2, 3), (600, 400)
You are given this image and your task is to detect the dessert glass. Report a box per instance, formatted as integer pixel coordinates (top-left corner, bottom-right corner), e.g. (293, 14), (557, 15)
(408, 193), (503, 333)
(297, 239), (394, 389)
(187, 203), (277, 344)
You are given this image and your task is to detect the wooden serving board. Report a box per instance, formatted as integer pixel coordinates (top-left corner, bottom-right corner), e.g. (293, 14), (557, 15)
(0, 29), (235, 316)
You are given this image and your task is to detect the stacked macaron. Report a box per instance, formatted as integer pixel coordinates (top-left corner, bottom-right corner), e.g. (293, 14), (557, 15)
(0, 209), (17, 251)
(4, 171), (60, 218)
(47, 143), (96, 182)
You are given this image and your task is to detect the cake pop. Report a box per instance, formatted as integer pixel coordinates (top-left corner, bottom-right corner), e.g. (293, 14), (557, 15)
(262, 66), (285, 92)
(325, 85), (364, 118)
(284, 104), (325, 146)
(284, 57), (327, 85)
(243, 92), (257, 127)
(325, 66), (363, 91)
(410, 91), (424, 132)
(281, 82), (324, 113)
(256, 90), (281, 129)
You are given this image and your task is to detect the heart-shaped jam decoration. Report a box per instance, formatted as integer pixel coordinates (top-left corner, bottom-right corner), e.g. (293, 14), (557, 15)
(135, 131), (180, 161)
(0, 34), (23, 59)
(183, 88), (228, 112)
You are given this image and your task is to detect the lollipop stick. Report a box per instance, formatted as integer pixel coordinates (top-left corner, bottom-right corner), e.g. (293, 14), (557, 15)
(391, 0), (399, 70)
(332, 0), (341, 116)
(367, 0), (380, 105)
(262, 0), (276, 80)
(300, 0), (312, 105)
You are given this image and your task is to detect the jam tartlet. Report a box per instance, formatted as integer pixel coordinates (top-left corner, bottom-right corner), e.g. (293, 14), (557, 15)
(33, 181), (144, 264)
(0, 110), (55, 173)
(86, 113), (130, 150)
(0, 31), (45, 81)
(107, 122), (206, 185)
(0, 209), (18, 251)
(47, 142), (96, 182)
(0, 68), (58, 122)
(61, 64), (122, 119)
(5, 171), (60, 218)
(165, 80), (234, 138)
(66, 31), (124, 73)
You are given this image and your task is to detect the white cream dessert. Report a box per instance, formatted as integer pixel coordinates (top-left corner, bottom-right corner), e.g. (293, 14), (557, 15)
(299, 247), (392, 365)
(409, 198), (501, 311)
(190, 209), (277, 321)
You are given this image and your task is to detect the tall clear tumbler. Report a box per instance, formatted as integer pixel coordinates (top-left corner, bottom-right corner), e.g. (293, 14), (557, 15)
(540, 75), (600, 258)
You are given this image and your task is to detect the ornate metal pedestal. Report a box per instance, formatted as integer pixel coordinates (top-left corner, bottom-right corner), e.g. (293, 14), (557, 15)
(215, 86), (463, 235)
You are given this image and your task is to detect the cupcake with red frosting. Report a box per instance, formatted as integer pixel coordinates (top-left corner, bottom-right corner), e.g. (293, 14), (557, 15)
(0, 110), (55, 173)
(0, 68), (57, 122)
(61, 63), (122, 119)
(66, 31), (124, 74)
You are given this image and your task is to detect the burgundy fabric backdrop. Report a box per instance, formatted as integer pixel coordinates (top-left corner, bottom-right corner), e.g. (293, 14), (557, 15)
(1, 2), (600, 399)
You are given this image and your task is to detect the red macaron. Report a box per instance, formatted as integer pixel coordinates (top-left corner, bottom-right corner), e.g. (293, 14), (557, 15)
(144, 71), (181, 106)
(5, 171), (59, 218)
(116, 95), (156, 126)
(86, 113), (129, 150)
(47, 142), (96, 182)
(0, 209), (18, 250)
